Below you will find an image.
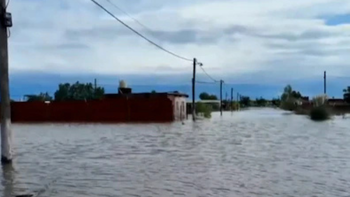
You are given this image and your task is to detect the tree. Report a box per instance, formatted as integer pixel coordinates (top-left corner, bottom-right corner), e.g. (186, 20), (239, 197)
(240, 96), (251, 106)
(343, 86), (350, 93)
(271, 98), (281, 106)
(281, 85), (292, 101)
(151, 90), (156, 93)
(199, 92), (218, 100)
(281, 85), (302, 101)
(256, 97), (267, 106)
(280, 85), (303, 111)
(54, 81), (105, 101)
(25, 92), (52, 102)
(291, 91), (302, 99)
(343, 86), (350, 103)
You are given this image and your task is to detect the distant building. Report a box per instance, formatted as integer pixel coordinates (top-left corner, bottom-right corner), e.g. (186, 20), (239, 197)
(10, 81), (188, 123)
(328, 98), (346, 106)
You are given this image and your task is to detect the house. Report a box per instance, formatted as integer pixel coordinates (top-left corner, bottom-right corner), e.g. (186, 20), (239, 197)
(104, 90), (188, 121)
(328, 98), (346, 106)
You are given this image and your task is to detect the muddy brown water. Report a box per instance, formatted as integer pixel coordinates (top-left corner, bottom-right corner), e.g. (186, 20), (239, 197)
(1, 108), (349, 197)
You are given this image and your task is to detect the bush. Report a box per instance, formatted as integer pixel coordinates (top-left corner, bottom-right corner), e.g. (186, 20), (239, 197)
(294, 107), (309, 115)
(309, 106), (330, 121)
(196, 103), (212, 118)
(280, 99), (297, 111)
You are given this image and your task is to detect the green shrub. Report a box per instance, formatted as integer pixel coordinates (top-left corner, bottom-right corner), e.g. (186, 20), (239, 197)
(309, 106), (330, 121)
(294, 107), (309, 115)
(196, 102), (212, 118)
(280, 99), (297, 111)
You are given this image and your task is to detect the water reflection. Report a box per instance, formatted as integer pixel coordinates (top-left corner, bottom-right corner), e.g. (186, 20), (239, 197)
(0, 109), (350, 196)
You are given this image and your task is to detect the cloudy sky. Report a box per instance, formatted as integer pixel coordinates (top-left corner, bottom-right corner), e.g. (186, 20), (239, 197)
(7, 0), (350, 98)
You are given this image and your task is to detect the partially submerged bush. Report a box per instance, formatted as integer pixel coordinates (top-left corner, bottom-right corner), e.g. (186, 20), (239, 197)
(280, 99), (298, 111)
(294, 107), (309, 115)
(309, 105), (330, 121)
(196, 102), (212, 118)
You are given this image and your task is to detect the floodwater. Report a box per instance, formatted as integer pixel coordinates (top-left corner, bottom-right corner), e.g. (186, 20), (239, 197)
(1, 108), (350, 197)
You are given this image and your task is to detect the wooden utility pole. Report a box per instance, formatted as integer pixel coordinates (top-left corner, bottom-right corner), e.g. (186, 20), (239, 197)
(236, 92), (239, 111)
(220, 80), (223, 116)
(93, 78), (97, 97)
(192, 58), (196, 121)
(0, 0), (13, 164)
(324, 71), (326, 95)
(230, 88), (233, 112)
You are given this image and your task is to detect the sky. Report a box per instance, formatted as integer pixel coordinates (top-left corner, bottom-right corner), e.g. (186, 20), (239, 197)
(7, 0), (350, 100)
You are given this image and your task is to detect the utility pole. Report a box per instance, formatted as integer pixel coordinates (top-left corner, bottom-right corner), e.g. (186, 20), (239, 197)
(237, 93), (240, 111)
(94, 78), (97, 98)
(0, 1), (13, 164)
(231, 88), (233, 112)
(192, 58), (196, 121)
(220, 80), (223, 116)
(324, 71), (326, 95)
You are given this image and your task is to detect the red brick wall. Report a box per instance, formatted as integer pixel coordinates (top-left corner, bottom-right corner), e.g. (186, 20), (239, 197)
(9, 96), (174, 123)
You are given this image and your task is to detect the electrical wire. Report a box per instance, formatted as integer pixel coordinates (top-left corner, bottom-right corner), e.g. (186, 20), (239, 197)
(327, 75), (350, 79)
(199, 66), (219, 82)
(7, 28), (10, 38)
(195, 80), (217, 84)
(89, 0), (192, 61)
(104, 0), (153, 32)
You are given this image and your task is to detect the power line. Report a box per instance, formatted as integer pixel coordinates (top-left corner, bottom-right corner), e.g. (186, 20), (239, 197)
(89, 0), (192, 61)
(104, 0), (153, 32)
(327, 75), (350, 79)
(199, 66), (219, 82)
(195, 80), (217, 84)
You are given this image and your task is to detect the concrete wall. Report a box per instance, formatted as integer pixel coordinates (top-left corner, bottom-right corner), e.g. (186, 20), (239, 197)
(172, 97), (186, 121)
(9, 96), (176, 123)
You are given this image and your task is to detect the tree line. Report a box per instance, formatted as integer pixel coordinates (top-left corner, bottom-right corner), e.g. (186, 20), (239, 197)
(198, 91), (279, 109)
(24, 82), (105, 102)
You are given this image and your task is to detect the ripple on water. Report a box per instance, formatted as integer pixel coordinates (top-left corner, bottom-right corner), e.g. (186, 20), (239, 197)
(1, 109), (350, 197)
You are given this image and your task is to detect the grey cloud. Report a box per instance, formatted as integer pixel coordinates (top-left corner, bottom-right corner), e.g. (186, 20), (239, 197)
(267, 39), (350, 57)
(276, 47), (350, 57)
(63, 25), (249, 45)
(64, 23), (332, 46)
(255, 29), (333, 41)
(64, 27), (213, 44)
(149, 29), (197, 44)
(64, 26), (130, 41)
(55, 43), (90, 50)
(223, 25), (250, 34)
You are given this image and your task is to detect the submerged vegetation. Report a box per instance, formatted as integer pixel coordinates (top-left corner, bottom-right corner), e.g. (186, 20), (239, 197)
(279, 85), (301, 111)
(196, 102), (212, 118)
(309, 106), (330, 121)
(279, 84), (330, 121)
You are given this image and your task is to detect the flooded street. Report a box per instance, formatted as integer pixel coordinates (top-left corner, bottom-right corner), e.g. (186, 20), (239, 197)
(1, 108), (350, 197)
